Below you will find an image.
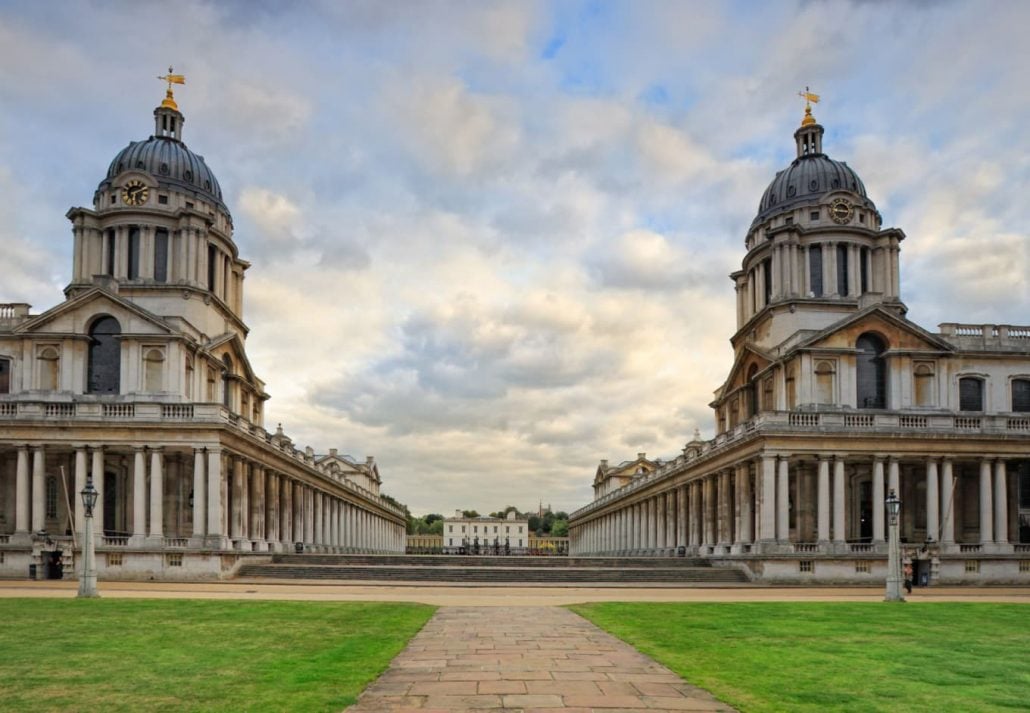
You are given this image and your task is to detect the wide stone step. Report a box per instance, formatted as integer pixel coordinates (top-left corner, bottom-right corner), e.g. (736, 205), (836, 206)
(236, 563), (749, 584)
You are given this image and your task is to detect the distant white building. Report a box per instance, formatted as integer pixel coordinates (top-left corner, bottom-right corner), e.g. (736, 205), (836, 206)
(444, 511), (529, 553)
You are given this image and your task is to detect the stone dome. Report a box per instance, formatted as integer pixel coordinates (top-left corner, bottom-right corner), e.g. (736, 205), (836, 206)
(102, 137), (224, 206)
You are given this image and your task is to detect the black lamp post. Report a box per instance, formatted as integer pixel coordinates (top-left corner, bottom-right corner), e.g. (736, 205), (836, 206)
(884, 489), (903, 602)
(78, 476), (99, 598)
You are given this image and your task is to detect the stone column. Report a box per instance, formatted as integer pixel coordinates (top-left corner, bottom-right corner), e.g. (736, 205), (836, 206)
(74, 447), (88, 539)
(266, 471), (278, 549)
(979, 460), (993, 545)
(654, 494), (665, 551)
(230, 457), (244, 543)
(31, 447), (45, 532)
(15, 447), (29, 535)
(759, 455), (776, 542)
(91, 447), (105, 537)
(817, 457), (830, 542)
(691, 481), (702, 549)
(740, 464), (753, 544)
(872, 457), (885, 543)
(677, 486), (688, 549)
(993, 460), (1007, 545)
(132, 447), (147, 545)
(776, 458), (789, 542)
(292, 481), (303, 544)
(250, 464), (266, 551)
(206, 449), (225, 548)
(887, 458), (900, 502)
(926, 459), (939, 544)
(666, 491), (676, 551)
(280, 477), (293, 549)
(832, 457), (846, 543)
(940, 459), (955, 545)
(192, 449), (206, 543)
(304, 487), (315, 545)
(715, 473), (726, 546)
(148, 448), (163, 542)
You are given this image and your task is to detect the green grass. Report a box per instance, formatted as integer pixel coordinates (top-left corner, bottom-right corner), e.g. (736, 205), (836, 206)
(570, 602), (1030, 713)
(0, 599), (435, 712)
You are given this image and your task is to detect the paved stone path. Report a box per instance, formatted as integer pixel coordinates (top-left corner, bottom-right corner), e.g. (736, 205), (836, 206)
(346, 606), (735, 712)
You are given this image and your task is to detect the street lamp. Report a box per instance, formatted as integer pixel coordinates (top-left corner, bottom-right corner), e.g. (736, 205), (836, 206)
(77, 475), (99, 598)
(884, 489), (904, 602)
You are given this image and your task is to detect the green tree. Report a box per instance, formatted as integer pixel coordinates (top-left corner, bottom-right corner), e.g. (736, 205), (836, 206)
(462, 509), (480, 518)
(550, 519), (569, 537)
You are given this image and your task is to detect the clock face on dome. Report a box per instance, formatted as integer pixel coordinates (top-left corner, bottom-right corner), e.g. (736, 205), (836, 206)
(121, 179), (149, 206)
(829, 198), (853, 224)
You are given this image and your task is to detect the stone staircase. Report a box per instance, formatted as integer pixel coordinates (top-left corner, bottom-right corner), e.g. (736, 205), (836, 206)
(235, 554), (750, 585)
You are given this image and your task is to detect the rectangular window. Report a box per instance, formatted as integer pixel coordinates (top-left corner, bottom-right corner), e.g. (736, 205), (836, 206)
(810, 210), (820, 221)
(158, 194), (169, 205)
(448, 525), (453, 533)
(154, 229), (169, 283)
(799, 560), (814, 573)
(105, 229), (116, 275)
(836, 244), (849, 296)
(1020, 561), (1030, 573)
(1012, 380), (1030, 412)
(45, 476), (58, 519)
(784, 216), (793, 225)
(127, 227), (140, 279)
(207, 244), (217, 291)
(762, 259), (772, 305)
(855, 561), (871, 574)
(166, 553), (183, 567)
(809, 247), (823, 297)
(860, 247), (870, 293)
(964, 560), (980, 574)
(959, 378), (984, 412)
(106, 553), (123, 567)
(0, 359), (10, 394)
(1018, 464), (1030, 509)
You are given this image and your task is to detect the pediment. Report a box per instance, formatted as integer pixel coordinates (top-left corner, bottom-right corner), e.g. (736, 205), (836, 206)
(14, 288), (173, 337)
(797, 306), (955, 354)
(719, 344), (775, 396)
(203, 332), (264, 391)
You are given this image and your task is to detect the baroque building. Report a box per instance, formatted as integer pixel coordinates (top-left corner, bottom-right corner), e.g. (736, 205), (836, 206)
(0, 81), (406, 579)
(569, 104), (1030, 583)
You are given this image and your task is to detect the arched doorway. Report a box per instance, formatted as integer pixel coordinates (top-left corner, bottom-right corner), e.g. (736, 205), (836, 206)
(88, 316), (121, 394)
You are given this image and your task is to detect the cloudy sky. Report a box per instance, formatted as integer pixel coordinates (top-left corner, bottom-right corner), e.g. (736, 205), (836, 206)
(1, 1), (1027, 515)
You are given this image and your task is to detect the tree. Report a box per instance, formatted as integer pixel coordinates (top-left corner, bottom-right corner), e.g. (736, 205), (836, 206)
(462, 509), (480, 518)
(550, 519), (569, 537)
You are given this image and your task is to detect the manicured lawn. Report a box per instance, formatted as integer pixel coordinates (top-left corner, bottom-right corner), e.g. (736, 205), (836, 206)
(570, 602), (1030, 713)
(0, 599), (434, 712)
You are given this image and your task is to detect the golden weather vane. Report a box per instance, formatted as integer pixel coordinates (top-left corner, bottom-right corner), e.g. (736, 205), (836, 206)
(798, 86), (820, 126)
(157, 66), (186, 111)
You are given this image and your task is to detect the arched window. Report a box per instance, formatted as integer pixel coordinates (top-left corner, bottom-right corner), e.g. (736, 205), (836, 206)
(221, 354), (233, 410)
(87, 316), (121, 394)
(959, 377), (984, 412)
(1012, 379), (1030, 412)
(814, 360), (836, 404)
(143, 349), (165, 392)
(856, 333), (887, 409)
(0, 357), (10, 394)
(914, 363), (935, 407)
(38, 347), (60, 391)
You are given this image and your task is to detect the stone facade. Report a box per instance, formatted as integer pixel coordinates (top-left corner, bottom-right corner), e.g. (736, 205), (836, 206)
(444, 512), (529, 554)
(569, 113), (1030, 584)
(0, 91), (405, 581)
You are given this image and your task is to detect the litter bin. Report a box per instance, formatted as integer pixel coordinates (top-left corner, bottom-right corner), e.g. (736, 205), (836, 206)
(28, 564), (37, 580)
(677, 546), (686, 557)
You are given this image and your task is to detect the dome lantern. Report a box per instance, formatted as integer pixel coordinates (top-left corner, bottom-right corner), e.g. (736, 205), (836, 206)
(154, 68), (185, 141)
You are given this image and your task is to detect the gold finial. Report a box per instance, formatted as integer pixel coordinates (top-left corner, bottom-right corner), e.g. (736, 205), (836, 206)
(157, 66), (186, 110)
(798, 86), (820, 126)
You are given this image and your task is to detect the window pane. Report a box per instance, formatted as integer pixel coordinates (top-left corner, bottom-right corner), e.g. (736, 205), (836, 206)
(154, 229), (169, 283)
(959, 378), (983, 411)
(1013, 379), (1030, 412)
(809, 247), (823, 297)
(0, 359), (9, 394)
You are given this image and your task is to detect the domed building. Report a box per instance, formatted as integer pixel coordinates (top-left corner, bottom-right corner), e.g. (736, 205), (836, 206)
(573, 104), (1030, 584)
(0, 81), (406, 579)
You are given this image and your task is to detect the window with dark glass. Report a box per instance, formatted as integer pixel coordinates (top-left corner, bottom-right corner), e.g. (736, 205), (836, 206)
(959, 377), (984, 411)
(856, 333), (887, 409)
(127, 227), (140, 279)
(836, 244), (849, 296)
(0, 358), (9, 394)
(154, 229), (169, 282)
(762, 259), (772, 305)
(809, 247), (823, 297)
(860, 247), (870, 293)
(222, 354), (233, 410)
(1012, 379), (1030, 412)
(105, 229), (116, 275)
(87, 316), (121, 394)
(207, 244), (217, 291)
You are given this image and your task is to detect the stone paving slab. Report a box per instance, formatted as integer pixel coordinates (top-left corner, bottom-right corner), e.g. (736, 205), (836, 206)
(345, 607), (736, 712)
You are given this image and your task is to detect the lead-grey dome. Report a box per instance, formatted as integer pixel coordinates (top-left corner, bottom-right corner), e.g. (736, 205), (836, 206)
(755, 155), (867, 223)
(102, 136), (225, 208)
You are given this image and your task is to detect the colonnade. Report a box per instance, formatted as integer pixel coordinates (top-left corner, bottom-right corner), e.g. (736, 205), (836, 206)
(570, 453), (1022, 556)
(2, 444), (405, 553)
